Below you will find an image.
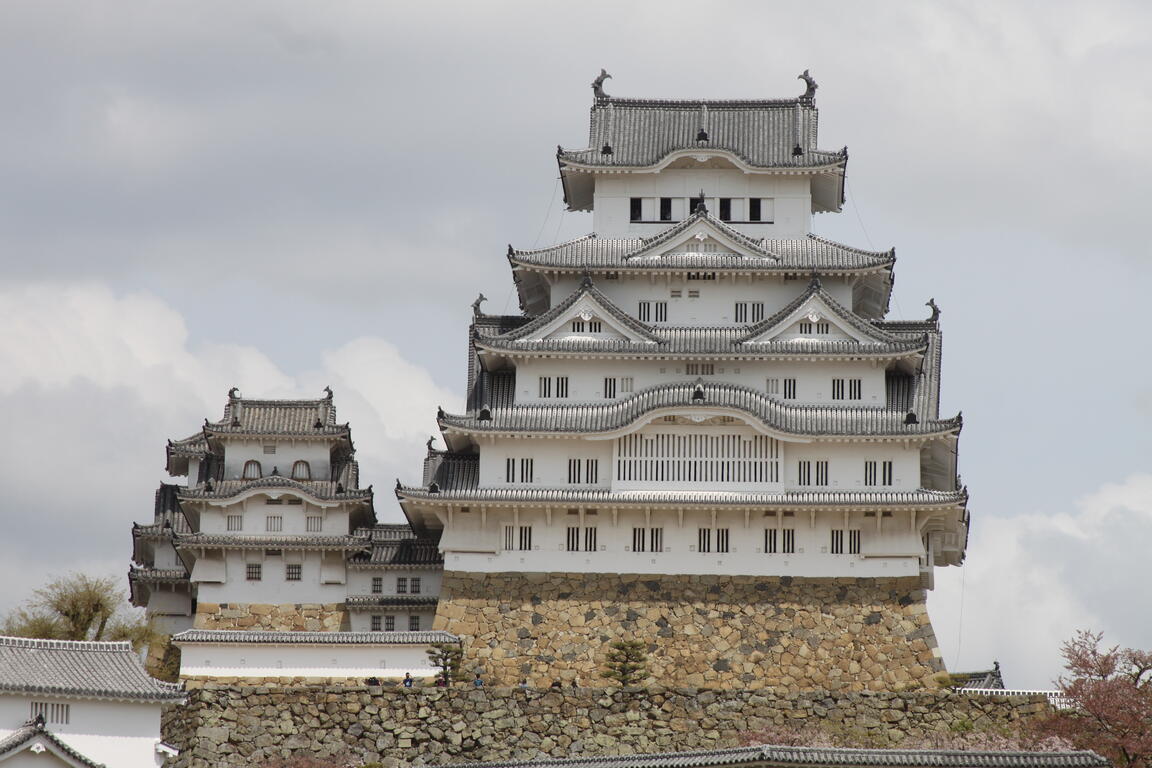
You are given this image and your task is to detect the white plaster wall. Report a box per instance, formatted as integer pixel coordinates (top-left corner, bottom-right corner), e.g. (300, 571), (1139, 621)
(592, 171), (813, 238)
(0, 695), (166, 768)
(514, 357), (887, 406)
(177, 643), (439, 679)
(438, 505), (925, 579)
(347, 571), (443, 597)
(476, 432), (920, 490)
(151, 542), (182, 569)
(549, 275), (855, 324)
(147, 589), (191, 616)
(221, 439), (333, 481)
(198, 497), (349, 535)
(194, 550), (348, 604)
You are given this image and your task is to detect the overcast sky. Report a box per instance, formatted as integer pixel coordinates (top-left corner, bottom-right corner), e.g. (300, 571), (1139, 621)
(0, 1), (1149, 689)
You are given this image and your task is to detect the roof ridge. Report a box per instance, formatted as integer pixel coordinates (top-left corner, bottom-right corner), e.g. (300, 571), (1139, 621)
(0, 635), (133, 652)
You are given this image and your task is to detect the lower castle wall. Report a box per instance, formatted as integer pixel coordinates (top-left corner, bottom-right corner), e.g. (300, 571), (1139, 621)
(194, 603), (348, 631)
(163, 685), (1050, 768)
(433, 572), (944, 691)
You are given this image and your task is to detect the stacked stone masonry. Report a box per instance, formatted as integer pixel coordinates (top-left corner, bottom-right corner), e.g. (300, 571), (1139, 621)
(194, 602), (349, 632)
(433, 573), (945, 691)
(163, 685), (1051, 768)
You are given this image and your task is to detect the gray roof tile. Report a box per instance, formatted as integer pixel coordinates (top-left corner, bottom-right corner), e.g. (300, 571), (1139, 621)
(172, 533), (370, 550)
(439, 382), (960, 438)
(0, 636), (184, 702)
(559, 98), (844, 170)
(465, 744), (1109, 768)
(172, 629), (457, 645)
(0, 719), (107, 767)
(205, 391), (348, 438)
(345, 595), (440, 609)
(177, 477), (371, 502)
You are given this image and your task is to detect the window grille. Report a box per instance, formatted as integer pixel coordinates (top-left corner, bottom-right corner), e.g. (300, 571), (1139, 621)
(688, 289), (700, 298)
(817, 322), (830, 334)
(815, 460), (829, 486)
(571, 319), (585, 332)
(882, 460), (893, 485)
(670, 289), (682, 298)
(584, 526), (597, 552)
(716, 528), (730, 553)
(685, 363), (715, 375)
(371, 615), (382, 631)
(620, 377), (634, 394)
(698, 527), (711, 553)
(411, 577), (421, 594)
(30, 702), (69, 725)
(616, 433), (781, 485)
(638, 301), (652, 322)
(604, 377), (617, 398)
(306, 516), (322, 532)
(735, 302), (765, 323)
(538, 377), (551, 398)
(556, 377), (569, 397)
(735, 302), (747, 323)
(409, 616), (421, 631)
(764, 528), (777, 554)
(291, 460), (311, 480)
(865, 461), (877, 486)
(585, 459), (599, 484)
(384, 615), (395, 632)
(264, 498), (283, 505)
(798, 460), (812, 486)
(799, 322), (812, 334)
(263, 445), (277, 455)
(227, 514), (243, 531)
(246, 563), (262, 581)
(650, 527), (664, 552)
(631, 527), (646, 552)
(520, 459), (534, 483)
(589, 320), (602, 332)
(654, 302), (667, 322)
(849, 379), (862, 399)
(397, 577), (408, 594)
(265, 515), (283, 532)
(243, 460), (262, 479)
(286, 498), (302, 505)
(504, 525), (515, 551)
(519, 525), (533, 550)
(567, 526), (580, 552)
(782, 528), (795, 553)
(568, 459), (582, 484)
(849, 529), (861, 554)
(506, 458), (534, 483)
(686, 272), (716, 281)
(372, 577), (383, 594)
(285, 564), (301, 581)
(831, 529), (844, 554)
(783, 378), (797, 399)
(832, 379), (844, 400)
(766, 378), (779, 395)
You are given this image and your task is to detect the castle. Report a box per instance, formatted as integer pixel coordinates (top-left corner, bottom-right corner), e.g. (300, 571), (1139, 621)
(130, 72), (968, 691)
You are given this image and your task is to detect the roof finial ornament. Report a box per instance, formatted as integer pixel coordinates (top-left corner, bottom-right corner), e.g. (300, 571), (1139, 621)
(693, 190), (707, 214)
(227, 387), (240, 399)
(798, 69), (817, 102)
(926, 298), (941, 323)
(323, 385), (333, 399)
(426, 435), (436, 452)
(592, 68), (612, 100)
(472, 293), (488, 317)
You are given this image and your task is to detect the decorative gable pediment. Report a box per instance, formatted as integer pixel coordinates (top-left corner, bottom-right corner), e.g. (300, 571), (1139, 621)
(739, 281), (901, 346)
(626, 211), (779, 263)
(496, 279), (660, 346)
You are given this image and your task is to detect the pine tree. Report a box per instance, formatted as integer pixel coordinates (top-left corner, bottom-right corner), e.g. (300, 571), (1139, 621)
(425, 642), (465, 687)
(601, 639), (650, 687)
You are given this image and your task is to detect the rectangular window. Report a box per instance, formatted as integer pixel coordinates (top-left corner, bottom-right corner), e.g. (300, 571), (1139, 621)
(670, 289), (682, 298)
(397, 577), (408, 594)
(783, 378), (797, 399)
(619, 377), (633, 394)
(504, 524), (515, 551)
(849, 529), (861, 555)
(568, 459), (582, 484)
(650, 527), (664, 552)
(735, 302), (747, 323)
(815, 460), (829, 486)
(265, 515), (283, 532)
(817, 322), (830, 334)
(264, 498), (282, 505)
(263, 445), (277, 455)
(654, 302), (667, 322)
(766, 378), (779, 395)
(567, 526), (580, 552)
(246, 563), (262, 581)
(685, 363), (715, 375)
(834, 378), (862, 400)
(571, 319), (585, 332)
(632, 526), (646, 553)
(782, 528), (796, 554)
(584, 526), (598, 552)
(505, 457), (515, 483)
(585, 459), (599, 484)
(698, 527), (711, 553)
(749, 198), (762, 221)
(410, 577), (421, 594)
(521, 458), (534, 483)
(519, 525), (533, 550)
(831, 529), (844, 554)
(882, 460), (893, 486)
(385, 615), (396, 632)
(832, 378), (844, 400)
(604, 377), (617, 399)
(538, 376), (551, 398)
(305, 516), (322, 532)
(687, 289), (700, 298)
(849, 379), (862, 400)
(799, 321), (812, 334)
(630, 197), (643, 222)
(751, 303), (764, 322)
(409, 615), (421, 631)
(226, 514), (243, 531)
(556, 377), (569, 397)
(286, 498), (303, 505)
(285, 564), (302, 581)
(31, 702), (70, 725)
(716, 528), (730, 553)
(506, 458), (533, 483)
(686, 273), (716, 281)
(797, 460), (812, 486)
(371, 615), (382, 632)
(372, 576), (383, 594)
(588, 321), (602, 333)
(764, 528), (777, 554)
(719, 198), (732, 221)
(864, 460), (877, 487)
(659, 197), (672, 221)
(638, 301), (651, 322)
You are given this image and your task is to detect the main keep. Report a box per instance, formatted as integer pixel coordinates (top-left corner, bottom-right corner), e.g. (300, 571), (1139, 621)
(398, 72), (969, 690)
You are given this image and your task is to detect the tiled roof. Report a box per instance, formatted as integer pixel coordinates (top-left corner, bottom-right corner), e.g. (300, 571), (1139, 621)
(172, 629), (457, 645)
(401, 458), (967, 509)
(363, 523), (420, 541)
(177, 477), (372, 502)
(202, 390), (350, 439)
(559, 97), (845, 170)
(167, 433), (208, 457)
(439, 382), (960, 438)
(0, 635), (184, 702)
(495, 278), (659, 345)
(172, 533), (370, 551)
(465, 744), (1110, 768)
(0, 719), (106, 767)
(345, 595), (440, 609)
(128, 566), (189, 582)
(509, 221), (893, 274)
(347, 536), (444, 569)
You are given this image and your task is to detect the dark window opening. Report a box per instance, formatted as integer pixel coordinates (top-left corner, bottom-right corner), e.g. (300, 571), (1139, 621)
(749, 198), (762, 221)
(630, 198), (642, 222)
(659, 198), (672, 221)
(719, 198), (732, 221)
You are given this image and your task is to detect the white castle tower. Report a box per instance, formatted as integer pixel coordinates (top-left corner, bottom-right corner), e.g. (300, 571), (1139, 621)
(399, 72), (968, 691)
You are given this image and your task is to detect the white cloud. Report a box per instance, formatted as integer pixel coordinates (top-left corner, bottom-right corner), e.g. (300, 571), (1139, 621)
(0, 280), (455, 615)
(930, 473), (1152, 689)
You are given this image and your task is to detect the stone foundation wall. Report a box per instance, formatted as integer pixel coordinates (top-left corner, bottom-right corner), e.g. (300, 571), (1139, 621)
(433, 572), (944, 691)
(165, 684), (1050, 768)
(194, 602), (348, 631)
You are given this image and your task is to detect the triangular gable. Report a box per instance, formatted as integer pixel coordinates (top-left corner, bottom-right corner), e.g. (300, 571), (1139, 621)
(625, 209), (780, 263)
(496, 279), (660, 345)
(738, 279), (902, 345)
(0, 724), (106, 768)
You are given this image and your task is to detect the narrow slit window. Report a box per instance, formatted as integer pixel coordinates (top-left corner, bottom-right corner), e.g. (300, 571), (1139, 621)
(567, 526), (580, 552)
(659, 197), (672, 221)
(698, 527), (712, 553)
(764, 528), (778, 554)
(783, 378), (797, 400)
(638, 301), (652, 322)
(584, 526), (598, 551)
(719, 198), (732, 221)
(604, 377), (617, 399)
(654, 301), (668, 322)
(749, 198), (762, 221)
(716, 528), (730, 553)
(782, 528), (795, 553)
(630, 197), (643, 222)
